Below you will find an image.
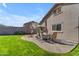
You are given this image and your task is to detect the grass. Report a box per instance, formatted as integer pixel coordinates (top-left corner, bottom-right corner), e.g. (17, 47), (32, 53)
(0, 35), (79, 56)
(0, 35), (54, 56)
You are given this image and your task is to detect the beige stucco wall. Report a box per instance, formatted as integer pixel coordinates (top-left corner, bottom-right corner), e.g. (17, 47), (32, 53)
(62, 4), (79, 42)
(42, 4), (79, 42)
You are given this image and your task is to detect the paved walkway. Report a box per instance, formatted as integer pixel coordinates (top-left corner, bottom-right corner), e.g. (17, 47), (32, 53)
(22, 35), (77, 53)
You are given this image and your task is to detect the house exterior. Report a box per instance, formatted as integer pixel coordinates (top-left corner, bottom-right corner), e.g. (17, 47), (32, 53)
(23, 21), (38, 34)
(40, 3), (79, 42)
(0, 21), (38, 35)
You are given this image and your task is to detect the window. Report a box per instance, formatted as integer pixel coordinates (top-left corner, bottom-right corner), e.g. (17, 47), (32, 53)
(52, 25), (57, 30)
(52, 24), (61, 31)
(57, 24), (61, 31)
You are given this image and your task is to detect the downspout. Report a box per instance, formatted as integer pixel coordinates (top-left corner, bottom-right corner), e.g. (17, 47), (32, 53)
(71, 16), (79, 52)
(75, 16), (79, 44)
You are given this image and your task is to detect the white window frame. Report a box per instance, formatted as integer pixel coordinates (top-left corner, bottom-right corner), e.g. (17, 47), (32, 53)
(52, 23), (62, 32)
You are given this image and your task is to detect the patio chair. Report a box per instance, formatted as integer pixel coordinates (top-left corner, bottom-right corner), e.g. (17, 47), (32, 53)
(52, 32), (57, 39)
(47, 32), (57, 42)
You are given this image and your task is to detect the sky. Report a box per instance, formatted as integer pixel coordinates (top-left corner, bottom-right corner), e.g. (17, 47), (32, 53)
(0, 3), (54, 27)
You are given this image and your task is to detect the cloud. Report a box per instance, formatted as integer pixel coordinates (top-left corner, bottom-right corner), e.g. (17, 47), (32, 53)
(0, 6), (46, 27)
(2, 3), (7, 8)
(0, 9), (41, 27)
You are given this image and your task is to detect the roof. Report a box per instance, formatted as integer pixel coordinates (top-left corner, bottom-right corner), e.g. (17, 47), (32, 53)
(39, 3), (76, 25)
(39, 3), (60, 24)
(24, 21), (38, 25)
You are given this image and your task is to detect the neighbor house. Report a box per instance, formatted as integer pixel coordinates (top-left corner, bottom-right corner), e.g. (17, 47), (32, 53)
(40, 3), (79, 42)
(23, 21), (38, 34)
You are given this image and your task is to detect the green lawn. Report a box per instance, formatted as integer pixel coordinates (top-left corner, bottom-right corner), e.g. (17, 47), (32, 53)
(0, 35), (78, 56)
(0, 35), (53, 56)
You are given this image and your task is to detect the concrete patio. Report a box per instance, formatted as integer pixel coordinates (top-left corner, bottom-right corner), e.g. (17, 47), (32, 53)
(22, 35), (78, 53)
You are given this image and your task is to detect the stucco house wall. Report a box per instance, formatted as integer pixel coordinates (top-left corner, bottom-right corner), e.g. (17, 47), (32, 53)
(62, 4), (79, 42)
(41, 4), (79, 42)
